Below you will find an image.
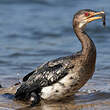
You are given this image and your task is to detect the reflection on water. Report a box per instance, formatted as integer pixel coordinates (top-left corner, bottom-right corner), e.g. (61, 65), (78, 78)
(0, 0), (110, 109)
(1, 91), (110, 110)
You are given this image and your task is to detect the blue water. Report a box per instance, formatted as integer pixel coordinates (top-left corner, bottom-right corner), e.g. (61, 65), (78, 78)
(0, 0), (110, 109)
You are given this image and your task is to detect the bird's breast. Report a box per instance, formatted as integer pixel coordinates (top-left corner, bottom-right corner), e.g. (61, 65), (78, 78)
(40, 65), (91, 100)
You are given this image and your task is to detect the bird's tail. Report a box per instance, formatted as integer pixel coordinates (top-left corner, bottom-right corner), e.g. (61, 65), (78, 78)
(15, 83), (31, 100)
(15, 83), (41, 106)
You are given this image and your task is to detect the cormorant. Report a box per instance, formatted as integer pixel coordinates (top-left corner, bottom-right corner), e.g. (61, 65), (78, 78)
(15, 9), (105, 106)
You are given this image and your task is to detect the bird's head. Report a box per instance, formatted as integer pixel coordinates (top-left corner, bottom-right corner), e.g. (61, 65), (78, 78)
(73, 9), (105, 29)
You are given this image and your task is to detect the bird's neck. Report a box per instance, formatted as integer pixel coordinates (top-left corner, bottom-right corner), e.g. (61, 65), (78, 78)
(73, 27), (96, 56)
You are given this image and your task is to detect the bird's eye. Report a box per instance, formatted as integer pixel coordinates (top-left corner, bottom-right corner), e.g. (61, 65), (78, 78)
(85, 12), (89, 16)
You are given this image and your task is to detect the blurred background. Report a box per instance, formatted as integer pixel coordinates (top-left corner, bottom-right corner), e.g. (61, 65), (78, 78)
(0, 0), (110, 109)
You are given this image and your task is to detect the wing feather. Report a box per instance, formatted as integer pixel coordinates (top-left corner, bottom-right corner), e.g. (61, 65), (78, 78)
(26, 63), (69, 87)
(15, 55), (76, 100)
(23, 55), (75, 84)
